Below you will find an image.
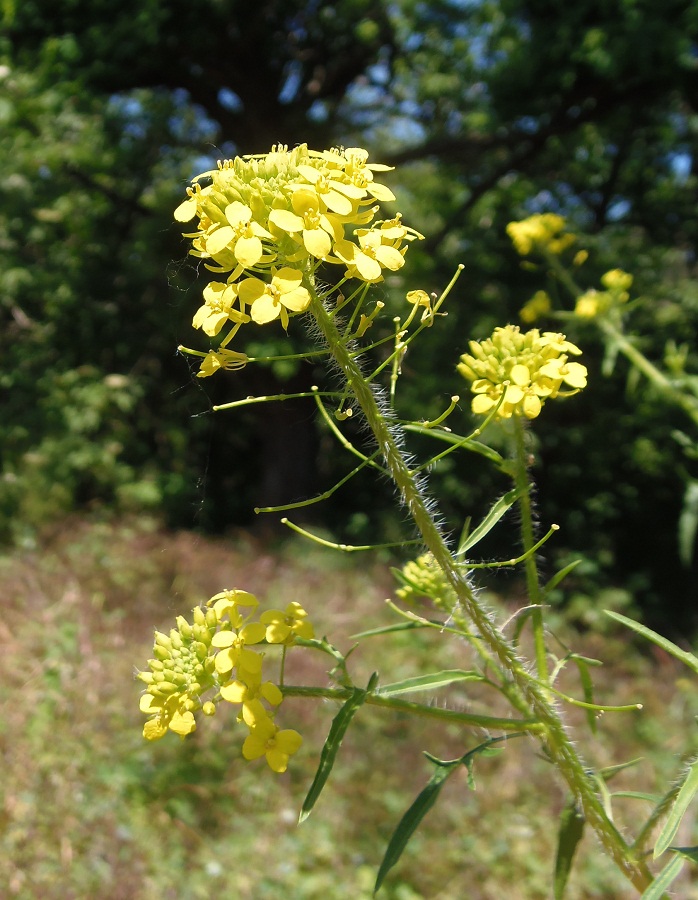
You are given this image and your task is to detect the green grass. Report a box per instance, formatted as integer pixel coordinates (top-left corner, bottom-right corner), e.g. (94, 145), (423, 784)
(2, 516), (698, 899)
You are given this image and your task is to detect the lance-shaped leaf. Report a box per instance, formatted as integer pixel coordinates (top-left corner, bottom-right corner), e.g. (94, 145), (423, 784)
(376, 669), (484, 697)
(554, 795), (585, 900)
(640, 852), (685, 899)
(457, 487), (524, 555)
(374, 737), (510, 894)
(542, 559), (582, 598)
(299, 679), (372, 823)
(654, 758), (698, 858)
(605, 611), (698, 676)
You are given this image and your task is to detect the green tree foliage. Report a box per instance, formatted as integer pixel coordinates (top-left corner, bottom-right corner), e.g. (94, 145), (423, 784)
(1, 0), (697, 622)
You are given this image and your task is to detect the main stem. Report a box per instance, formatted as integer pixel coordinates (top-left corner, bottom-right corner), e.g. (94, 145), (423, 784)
(512, 417), (548, 682)
(309, 293), (654, 893)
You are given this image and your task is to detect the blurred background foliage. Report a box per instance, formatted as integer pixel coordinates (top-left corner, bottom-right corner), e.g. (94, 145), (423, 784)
(1, 0), (698, 628)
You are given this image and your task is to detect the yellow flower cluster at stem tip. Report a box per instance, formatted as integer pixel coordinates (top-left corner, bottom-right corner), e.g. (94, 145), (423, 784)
(574, 269), (633, 319)
(506, 213), (575, 256)
(519, 290), (552, 324)
(175, 144), (423, 376)
(396, 553), (457, 609)
(137, 589), (314, 773)
(457, 325), (587, 419)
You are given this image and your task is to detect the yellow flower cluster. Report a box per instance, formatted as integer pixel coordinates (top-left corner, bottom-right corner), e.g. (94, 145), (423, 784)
(506, 214), (575, 256)
(457, 325), (587, 419)
(574, 269), (633, 319)
(519, 289), (552, 324)
(137, 588), (314, 773)
(395, 552), (457, 609)
(175, 144), (423, 375)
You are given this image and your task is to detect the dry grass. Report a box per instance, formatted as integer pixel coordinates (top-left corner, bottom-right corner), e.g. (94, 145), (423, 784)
(2, 515), (697, 899)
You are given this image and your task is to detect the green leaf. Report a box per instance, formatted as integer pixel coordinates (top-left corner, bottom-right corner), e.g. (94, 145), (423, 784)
(654, 759), (698, 858)
(605, 611), (698, 676)
(403, 424), (507, 469)
(672, 845), (698, 863)
(351, 621), (425, 639)
(375, 736), (512, 893)
(374, 757), (462, 894)
(299, 684), (368, 823)
(457, 487), (523, 555)
(543, 559), (582, 598)
(640, 852), (685, 899)
(554, 796), (585, 900)
(377, 669), (484, 697)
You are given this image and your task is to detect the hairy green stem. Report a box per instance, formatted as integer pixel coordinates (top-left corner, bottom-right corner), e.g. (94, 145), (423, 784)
(308, 292), (655, 893)
(512, 416), (548, 682)
(281, 685), (544, 733)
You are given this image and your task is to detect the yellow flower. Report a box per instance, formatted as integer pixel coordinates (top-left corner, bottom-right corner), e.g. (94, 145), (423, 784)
(238, 267), (311, 327)
(241, 715), (303, 773)
(458, 325), (587, 419)
(268, 188), (342, 259)
(202, 200), (273, 268)
(293, 162), (367, 215)
(507, 214), (574, 256)
(519, 290), (551, 324)
(211, 621), (267, 677)
(192, 281), (250, 337)
(574, 290), (602, 319)
(334, 229), (405, 283)
(196, 348), (248, 378)
(260, 601), (315, 644)
(600, 268), (632, 302)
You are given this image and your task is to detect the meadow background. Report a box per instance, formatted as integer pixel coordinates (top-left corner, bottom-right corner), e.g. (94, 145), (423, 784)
(2, 1), (698, 896)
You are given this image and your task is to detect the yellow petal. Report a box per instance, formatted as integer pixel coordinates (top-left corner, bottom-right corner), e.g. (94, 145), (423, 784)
(509, 364), (530, 386)
(269, 208), (304, 233)
(251, 294), (280, 324)
(522, 394), (542, 418)
(206, 225), (235, 256)
(234, 235), (263, 267)
(174, 196), (198, 222)
(303, 227), (331, 258)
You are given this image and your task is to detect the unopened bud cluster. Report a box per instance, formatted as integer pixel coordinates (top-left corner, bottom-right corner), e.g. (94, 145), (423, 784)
(395, 553), (457, 609)
(137, 589), (314, 773)
(457, 325), (587, 419)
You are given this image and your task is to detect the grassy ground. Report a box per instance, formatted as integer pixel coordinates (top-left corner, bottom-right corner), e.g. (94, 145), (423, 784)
(2, 516), (697, 899)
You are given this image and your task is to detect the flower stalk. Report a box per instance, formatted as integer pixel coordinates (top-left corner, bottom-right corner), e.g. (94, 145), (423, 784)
(308, 290), (654, 893)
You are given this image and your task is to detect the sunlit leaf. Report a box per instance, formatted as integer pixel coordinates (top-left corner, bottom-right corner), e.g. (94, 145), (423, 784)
(543, 559), (582, 598)
(299, 684), (368, 823)
(654, 759), (698, 858)
(606, 611), (698, 676)
(377, 669), (484, 697)
(640, 853), (684, 899)
(458, 488), (523, 554)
